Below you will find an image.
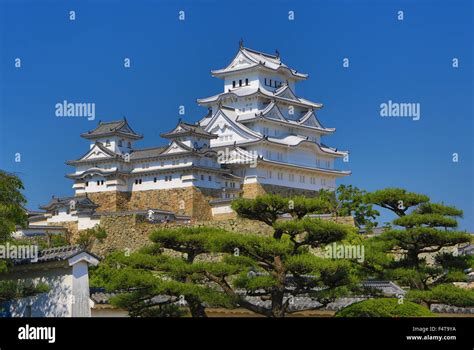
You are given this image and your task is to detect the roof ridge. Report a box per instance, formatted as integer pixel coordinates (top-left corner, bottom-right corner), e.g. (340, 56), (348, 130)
(242, 46), (279, 60)
(132, 145), (168, 151)
(98, 120), (124, 125)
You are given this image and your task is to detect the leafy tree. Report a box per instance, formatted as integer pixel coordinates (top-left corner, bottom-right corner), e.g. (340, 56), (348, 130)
(0, 170), (48, 308)
(76, 226), (107, 250)
(335, 298), (433, 317)
(0, 171), (27, 241)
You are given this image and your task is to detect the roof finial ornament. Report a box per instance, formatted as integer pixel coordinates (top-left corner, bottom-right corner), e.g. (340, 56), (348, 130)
(275, 49), (280, 58)
(239, 38), (244, 49)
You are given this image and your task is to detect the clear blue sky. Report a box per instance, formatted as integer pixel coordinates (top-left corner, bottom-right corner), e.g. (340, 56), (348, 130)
(0, 0), (472, 230)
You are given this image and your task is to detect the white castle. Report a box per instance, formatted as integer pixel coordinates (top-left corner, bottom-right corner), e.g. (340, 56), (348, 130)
(34, 44), (350, 226)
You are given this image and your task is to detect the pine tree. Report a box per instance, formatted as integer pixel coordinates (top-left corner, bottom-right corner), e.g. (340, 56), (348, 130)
(364, 188), (473, 307)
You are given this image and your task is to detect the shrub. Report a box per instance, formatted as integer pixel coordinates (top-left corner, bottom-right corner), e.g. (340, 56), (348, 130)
(335, 298), (433, 317)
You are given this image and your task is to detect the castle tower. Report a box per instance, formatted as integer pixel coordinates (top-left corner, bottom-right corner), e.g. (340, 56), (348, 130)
(197, 44), (350, 197)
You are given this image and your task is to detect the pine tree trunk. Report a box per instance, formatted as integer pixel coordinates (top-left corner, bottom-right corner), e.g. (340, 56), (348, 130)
(271, 289), (286, 317)
(187, 298), (207, 318)
(271, 256), (286, 317)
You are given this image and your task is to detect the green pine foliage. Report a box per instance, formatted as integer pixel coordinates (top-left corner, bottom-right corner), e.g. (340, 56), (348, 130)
(364, 188), (473, 308)
(335, 298), (433, 317)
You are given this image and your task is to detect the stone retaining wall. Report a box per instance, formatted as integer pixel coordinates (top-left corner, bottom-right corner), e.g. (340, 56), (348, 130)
(80, 186), (221, 220)
(89, 213), (355, 256)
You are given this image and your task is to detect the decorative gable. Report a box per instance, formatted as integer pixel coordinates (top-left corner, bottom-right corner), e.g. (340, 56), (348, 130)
(229, 51), (254, 70)
(275, 86), (298, 101)
(81, 144), (115, 161)
(300, 111), (323, 128)
(205, 110), (258, 144)
(263, 103), (286, 121)
(118, 123), (134, 134)
(161, 141), (190, 154)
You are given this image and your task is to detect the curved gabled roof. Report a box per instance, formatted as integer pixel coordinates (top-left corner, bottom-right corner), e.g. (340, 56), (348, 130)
(66, 168), (129, 180)
(160, 120), (217, 139)
(242, 136), (348, 157)
(197, 86), (322, 109)
(203, 107), (261, 140)
(66, 142), (121, 165)
(258, 158), (351, 177)
(211, 47), (308, 80)
(236, 101), (335, 134)
(81, 118), (143, 140)
(40, 196), (99, 210)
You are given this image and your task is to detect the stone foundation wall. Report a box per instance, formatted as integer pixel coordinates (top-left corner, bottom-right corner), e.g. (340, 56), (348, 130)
(242, 182), (267, 198)
(127, 188), (191, 215)
(212, 212), (238, 221)
(49, 221), (79, 242)
(78, 187), (222, 220)
(192, 188), (222, 221)
(85, 192), (130, 212)
(89, 213), (355, 256)
(91, 215), (277, 255)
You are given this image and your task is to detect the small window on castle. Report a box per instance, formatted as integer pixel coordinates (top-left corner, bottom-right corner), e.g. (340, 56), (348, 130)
(245, 78), (249, 86)
(161, 161), (164, 167)
(139, 179), (142, 184)
(300, 175), (305, 183)
(85, 182), (88, 187)
(225, 181), (228, 187)
(208, 175), (212, 181)
(239, 79), (242, 87)
(128, 142), (131, 148)
(97, 181), (100, 186)
(105, 139), (110, 146)
(101, 180), (104, 185)
(200, 174), (204, 181)
(264, 78), (267, 85)
(269, 79), (272, 86)
(154, 177), (157, 183)
(118, 140), (123, 147)
(232, 81), (236, 88)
